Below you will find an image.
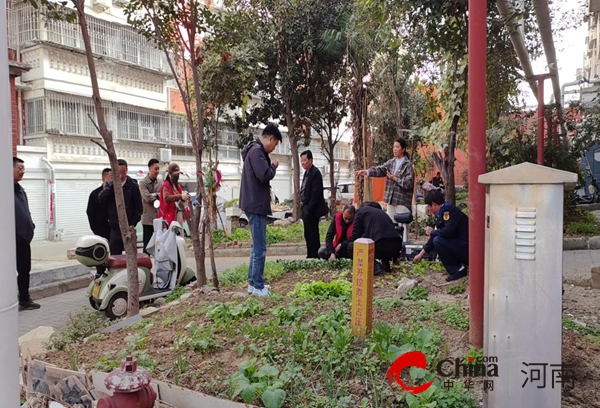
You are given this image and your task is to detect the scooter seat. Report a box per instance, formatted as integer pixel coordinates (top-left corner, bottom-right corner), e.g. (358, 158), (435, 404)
(107, 253), (153, 269)
(394, 213), (414, 224)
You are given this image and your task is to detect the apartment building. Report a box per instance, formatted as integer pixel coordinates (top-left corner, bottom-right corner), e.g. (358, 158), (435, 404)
(8, 0), (353, 241)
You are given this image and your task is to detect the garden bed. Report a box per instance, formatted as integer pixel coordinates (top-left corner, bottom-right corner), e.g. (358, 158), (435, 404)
(43, 260), (600, 408)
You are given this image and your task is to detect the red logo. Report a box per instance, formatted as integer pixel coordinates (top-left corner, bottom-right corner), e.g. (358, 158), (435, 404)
(387, 351), (434, 394)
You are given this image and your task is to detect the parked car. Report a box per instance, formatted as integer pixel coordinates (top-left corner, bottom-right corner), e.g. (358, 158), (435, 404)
(324, 182), (355, 208)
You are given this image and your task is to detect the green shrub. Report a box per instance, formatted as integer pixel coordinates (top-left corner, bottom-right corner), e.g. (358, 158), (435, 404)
(47, 308), (112, 351)
(289, 280), (352, 300)
(565, 209), (600, 235)
(403, 286), (429, 301)
(442, 304), (469, 331)
(220, 261), (284, 287)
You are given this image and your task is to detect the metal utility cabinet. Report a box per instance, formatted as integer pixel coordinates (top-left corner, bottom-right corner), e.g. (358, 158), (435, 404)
(478, 162), (577, 408)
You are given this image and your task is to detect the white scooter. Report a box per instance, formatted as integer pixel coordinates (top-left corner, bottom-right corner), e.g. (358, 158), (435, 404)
(76, 218), (196, 319)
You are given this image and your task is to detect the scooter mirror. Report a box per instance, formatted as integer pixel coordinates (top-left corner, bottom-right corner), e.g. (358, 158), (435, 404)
(154, 200), (160, 209)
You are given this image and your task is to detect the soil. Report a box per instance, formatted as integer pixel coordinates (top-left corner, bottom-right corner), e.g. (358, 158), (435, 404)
(42, 262), (600, 407)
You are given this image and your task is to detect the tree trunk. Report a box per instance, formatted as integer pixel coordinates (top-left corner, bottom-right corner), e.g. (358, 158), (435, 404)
(328, 137), (336, 216)
(351, 80), (364, 205)
(432, 127), (458, 205)
(285, 102), (301, 220)
(189, 33), (208, 287)
(74, 0), (139, 316)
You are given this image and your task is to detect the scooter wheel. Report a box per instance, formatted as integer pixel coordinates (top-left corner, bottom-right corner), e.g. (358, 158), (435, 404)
(105, 292), (128, 320)
(89, 297), (99, 310)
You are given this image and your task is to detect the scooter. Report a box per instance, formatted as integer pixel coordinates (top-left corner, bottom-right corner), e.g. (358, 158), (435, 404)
(76, 219), (196, 319)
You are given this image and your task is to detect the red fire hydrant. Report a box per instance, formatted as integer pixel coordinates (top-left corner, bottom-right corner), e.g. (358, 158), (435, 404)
(97, 355), (157, 408)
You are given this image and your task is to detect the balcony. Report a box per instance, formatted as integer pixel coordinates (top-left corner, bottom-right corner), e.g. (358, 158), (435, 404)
(9, 1), (169, 74)
(25, 90), (190, 145)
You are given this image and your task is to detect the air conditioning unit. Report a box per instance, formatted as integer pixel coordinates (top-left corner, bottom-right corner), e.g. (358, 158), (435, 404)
(333, 162), (340, 172)
(159, 148), (172, 162)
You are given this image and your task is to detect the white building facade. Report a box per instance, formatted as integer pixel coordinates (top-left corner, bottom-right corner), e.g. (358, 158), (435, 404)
(9, 0), (353, 242)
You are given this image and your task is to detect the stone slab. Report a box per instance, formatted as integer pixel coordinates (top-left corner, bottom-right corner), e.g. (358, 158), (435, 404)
(592, 266), (600, 289)
(588, 236), (600, 250)
(100, 314), (142, 333)
(563, 237), (589, 251)
(19, 326), (55, 359)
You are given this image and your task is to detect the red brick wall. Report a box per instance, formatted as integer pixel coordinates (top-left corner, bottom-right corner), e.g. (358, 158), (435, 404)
(10, 75), (18, 157)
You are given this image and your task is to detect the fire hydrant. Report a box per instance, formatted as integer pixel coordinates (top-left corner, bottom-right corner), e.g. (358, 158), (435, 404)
(97, 355), (157, 408)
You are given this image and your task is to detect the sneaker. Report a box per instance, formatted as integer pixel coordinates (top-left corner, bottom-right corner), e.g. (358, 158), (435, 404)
(251, 286), (271, 297)
(19, 300), (41, 311)
(248, 283), (270, 293)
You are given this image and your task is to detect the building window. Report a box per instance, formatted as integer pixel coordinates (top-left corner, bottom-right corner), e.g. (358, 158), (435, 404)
(25, 99), (45, 135)
(218, 146), (240, 161)
(49, 100), (79, 134)
(118, 110), (140, 141)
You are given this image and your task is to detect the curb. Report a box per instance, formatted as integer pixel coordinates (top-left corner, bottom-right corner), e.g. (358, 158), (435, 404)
(185, 244), (306, 258)
(29, 264), (92, 301)
(563, 236), (600, 251)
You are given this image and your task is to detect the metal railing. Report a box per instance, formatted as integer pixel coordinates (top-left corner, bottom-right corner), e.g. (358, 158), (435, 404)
(9, 1), (168, 73)
(25, 91), (247, 155)
(26, 91), (188, 145)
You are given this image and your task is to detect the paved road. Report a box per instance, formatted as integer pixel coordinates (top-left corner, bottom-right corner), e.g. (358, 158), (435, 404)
(19, 254), (304, 336)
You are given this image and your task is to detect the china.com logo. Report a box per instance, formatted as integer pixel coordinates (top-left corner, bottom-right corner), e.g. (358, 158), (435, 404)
(387, 351), (499, 394)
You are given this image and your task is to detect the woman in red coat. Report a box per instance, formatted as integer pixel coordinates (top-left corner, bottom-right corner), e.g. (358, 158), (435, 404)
(159, 162), (190, 226)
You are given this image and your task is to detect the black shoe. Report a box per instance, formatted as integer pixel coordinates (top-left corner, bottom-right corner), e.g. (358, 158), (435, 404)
(445, 266), (468, 282)
(382, 260), (392, 273)
(374, 261), (383, 276)
(19, 300), (41, 311)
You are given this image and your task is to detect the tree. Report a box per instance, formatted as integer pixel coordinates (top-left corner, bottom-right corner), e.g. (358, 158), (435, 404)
(389, 0), (545, 203)
(29, 0), (142, 316)
(228, 0), (351, 219)
(125, 0), (216, 287)
(311, 85), (348, 215)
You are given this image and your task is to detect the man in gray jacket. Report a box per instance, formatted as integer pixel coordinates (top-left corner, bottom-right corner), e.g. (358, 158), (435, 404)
(138, 158), (162, 254)
(13, 157), (40, 311)
(239, 124), (281, 297)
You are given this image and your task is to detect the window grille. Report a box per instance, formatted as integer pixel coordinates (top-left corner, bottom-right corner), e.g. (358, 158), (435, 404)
(25, 91), (173, 143)
(9, 2), (168, 73)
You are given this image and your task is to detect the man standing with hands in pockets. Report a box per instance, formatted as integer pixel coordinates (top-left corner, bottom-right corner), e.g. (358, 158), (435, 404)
(239, 124), (282, 297)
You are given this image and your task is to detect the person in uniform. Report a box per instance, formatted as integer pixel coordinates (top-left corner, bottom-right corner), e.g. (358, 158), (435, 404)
(413, 189), (469, 281)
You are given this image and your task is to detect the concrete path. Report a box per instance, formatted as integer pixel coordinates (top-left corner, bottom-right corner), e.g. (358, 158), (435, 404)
(18, 254), (304, 336)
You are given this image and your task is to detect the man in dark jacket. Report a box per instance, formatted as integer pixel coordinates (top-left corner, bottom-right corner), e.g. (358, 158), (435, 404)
(318, 204), (355, 260)
(348, 202), (402, 274)
(413, 189), (469, 281)
(239, 124), (281, 297)
(14, 157), (40, 310)
(87, 168), (112, 240)
(300, 150), (328, 258)
(98, 159), (143, 255)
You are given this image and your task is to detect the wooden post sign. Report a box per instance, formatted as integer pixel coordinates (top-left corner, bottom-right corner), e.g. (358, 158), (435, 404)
(351, 238), (375, 337)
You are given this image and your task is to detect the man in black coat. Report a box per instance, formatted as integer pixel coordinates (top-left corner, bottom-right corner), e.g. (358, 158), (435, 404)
(14, 157), (40, 311)
(87, 168), (112, 240)
(98, 159), (143, 255)
(413, 189), (469, 281)
(348, 202), (402, 274)
(300, 150), (328, 258)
